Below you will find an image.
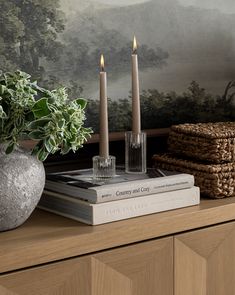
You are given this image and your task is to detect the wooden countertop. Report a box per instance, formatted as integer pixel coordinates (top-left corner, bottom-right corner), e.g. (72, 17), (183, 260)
(0, 197), (235, 274)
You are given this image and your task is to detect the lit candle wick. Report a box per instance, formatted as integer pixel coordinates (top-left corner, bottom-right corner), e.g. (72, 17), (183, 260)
(100, 54), (105, 72)
(133, 35), (137, 54)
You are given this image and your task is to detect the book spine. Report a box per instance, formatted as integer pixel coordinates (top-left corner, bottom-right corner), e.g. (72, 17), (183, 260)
(93, 187), (200, 225)
(95, 175), (194, 203)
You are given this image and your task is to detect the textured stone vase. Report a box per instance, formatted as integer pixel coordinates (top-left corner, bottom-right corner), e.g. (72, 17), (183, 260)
(0, 144), (45, 231)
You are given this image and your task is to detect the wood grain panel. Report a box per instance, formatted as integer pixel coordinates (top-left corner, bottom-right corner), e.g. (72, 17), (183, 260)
(0, 238), (173, 295)
(175, 222), (235, 295)
(0, 257), (91, 295)
(0, 197), (234, 273)
(92, 237), (173, 295)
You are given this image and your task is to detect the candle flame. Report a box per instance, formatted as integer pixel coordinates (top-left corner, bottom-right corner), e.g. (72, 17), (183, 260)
(133, 36), (137, 53)
(100, 54), (105, 71)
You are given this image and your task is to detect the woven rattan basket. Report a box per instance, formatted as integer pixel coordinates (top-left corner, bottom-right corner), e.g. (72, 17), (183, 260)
(153, 153), (235, 199)
(168, 122), (235, 163)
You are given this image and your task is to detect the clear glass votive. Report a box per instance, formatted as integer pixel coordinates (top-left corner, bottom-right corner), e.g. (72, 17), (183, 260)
(92, 155), (116, 180)
(125, 131), (147, 174)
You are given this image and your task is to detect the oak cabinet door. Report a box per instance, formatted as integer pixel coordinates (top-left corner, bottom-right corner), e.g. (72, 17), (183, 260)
(0, 237), (173, 295)
(175, 221), (235, 295)
(91, 237), (173, 295)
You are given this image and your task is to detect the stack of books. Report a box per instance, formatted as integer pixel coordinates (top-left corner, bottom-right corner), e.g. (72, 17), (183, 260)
(39, 168), (200, 225)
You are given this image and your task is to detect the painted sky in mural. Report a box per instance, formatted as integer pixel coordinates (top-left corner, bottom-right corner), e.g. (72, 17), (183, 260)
(55, 0), (235, 101)
(1, 0), (235, 131)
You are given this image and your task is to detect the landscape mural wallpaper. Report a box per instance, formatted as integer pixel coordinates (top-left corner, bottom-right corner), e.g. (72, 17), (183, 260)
(1, 0), (235, 132)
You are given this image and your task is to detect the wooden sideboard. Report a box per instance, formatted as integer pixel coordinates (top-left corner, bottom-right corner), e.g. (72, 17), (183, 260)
(0, 197), (235, 294)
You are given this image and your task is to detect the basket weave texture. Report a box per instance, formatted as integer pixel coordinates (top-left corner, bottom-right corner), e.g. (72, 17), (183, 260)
(168, 122), (235, 163)
(153, 154), (235, 199)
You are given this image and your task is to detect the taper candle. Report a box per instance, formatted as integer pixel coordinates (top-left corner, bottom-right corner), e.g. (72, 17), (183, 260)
(99, 54), (109, 158)
(132, 36), (141, 134)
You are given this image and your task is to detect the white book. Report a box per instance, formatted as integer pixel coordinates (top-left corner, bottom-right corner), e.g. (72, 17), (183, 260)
(38, 186), (200, 225)
(45, 168), (194, 203)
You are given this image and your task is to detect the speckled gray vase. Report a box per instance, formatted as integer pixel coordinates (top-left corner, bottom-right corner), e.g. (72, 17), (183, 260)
(0, 144), (45, 231)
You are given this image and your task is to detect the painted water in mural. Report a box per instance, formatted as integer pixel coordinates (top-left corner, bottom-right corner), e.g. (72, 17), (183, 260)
(1, 0), (235, 132)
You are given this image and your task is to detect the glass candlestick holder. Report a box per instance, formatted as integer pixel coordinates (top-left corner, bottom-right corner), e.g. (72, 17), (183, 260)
(125, 131), (146, 174)
(92, 155), (116, 180)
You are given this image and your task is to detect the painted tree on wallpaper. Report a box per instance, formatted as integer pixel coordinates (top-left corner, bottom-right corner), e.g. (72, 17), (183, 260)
(0, 0), (65, 79)
(1, 0), (235, 132)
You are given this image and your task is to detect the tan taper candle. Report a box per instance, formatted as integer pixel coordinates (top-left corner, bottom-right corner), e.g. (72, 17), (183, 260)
(99, 54), (109, 158)
(132, 36), (141, 134)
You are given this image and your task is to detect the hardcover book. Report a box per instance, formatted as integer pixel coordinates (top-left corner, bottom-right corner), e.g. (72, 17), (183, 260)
(45, 168), (194, 203)
(39, 186), (200, 225)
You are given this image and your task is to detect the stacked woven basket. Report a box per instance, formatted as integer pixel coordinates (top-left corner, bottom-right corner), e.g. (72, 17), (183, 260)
(153, 122), (235, 199)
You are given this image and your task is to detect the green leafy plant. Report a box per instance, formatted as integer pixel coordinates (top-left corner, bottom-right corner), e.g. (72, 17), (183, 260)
(0, 70), (92, 161)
